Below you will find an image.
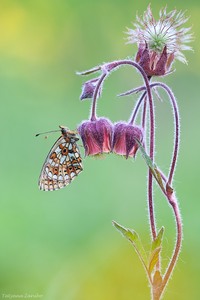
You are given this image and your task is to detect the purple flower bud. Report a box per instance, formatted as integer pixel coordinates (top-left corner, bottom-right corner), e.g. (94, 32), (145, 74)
(80, 78), (101, 100)
(112, 122), (143, 158)
(78, 118), (113, 156)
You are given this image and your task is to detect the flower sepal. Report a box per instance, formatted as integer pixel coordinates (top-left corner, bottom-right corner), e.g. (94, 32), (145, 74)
(112, 122), (144, 159)
(76, 65), (101, 76)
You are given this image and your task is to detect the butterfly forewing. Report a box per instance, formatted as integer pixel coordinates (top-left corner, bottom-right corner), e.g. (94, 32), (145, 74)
(39, 127), (83, 191)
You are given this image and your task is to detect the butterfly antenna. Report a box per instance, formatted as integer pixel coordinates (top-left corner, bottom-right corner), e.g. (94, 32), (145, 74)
(35, 129), (60, 137)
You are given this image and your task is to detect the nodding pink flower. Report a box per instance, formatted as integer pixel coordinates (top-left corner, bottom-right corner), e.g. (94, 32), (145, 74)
(127, 6), (193, 76)
(78, 118), (113, 156)
(112, 122), (144, 158)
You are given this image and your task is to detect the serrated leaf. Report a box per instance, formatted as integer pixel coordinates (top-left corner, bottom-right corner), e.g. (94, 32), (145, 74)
(151, 227), (164, 252)
(153, 270), (163, 289)
(148, 247), (161, 274)
(112, 221), (148, 267)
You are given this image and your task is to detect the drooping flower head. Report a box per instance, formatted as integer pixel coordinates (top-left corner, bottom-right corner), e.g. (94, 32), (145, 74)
(78, 118), (113, 156)
(127, 5), (193, 76)
(112, 122), (144, 158)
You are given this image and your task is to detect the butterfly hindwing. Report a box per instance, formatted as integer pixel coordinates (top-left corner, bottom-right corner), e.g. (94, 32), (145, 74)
(38, 127), (83, 191)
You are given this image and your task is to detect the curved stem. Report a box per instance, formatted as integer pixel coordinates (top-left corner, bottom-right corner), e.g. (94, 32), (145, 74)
(105, 60), (157, 239)
(150, 83), (181, 298)
(146, 80), (156, 240)
(103, 61), (154, 160)
(142, 95), (147, 130)
(90, 73), (107, 121)
(123, 80), (182, 299)
(150, 82), (180, 186)
(125, 82), (180, 187)
(159, 192), (182, 299)
(133, 82), (181, 298)
(129, 91), (147, 125)
(140, 95), (148, 154)
(89, 60), (157, 240)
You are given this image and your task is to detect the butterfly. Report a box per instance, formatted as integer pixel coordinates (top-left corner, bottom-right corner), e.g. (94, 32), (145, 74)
(38, 126), (83, 191)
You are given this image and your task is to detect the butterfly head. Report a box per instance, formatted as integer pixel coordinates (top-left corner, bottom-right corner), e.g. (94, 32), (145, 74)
(59, 126), (79, 140)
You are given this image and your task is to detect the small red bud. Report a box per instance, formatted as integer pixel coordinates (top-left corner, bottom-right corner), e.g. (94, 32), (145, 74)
(80, 78), (101, 100)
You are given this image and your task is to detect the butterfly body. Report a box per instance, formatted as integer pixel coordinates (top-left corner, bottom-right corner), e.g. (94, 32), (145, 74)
(39, 126), (83, 191)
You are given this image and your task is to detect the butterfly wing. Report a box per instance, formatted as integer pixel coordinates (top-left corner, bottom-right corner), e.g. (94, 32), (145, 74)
(39, 134), (83, 191)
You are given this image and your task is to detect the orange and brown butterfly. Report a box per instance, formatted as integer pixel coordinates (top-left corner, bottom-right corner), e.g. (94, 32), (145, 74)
(37, 126), (83, 191)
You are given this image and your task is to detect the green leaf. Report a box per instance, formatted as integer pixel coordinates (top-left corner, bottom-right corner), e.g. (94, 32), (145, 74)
(148, 247), (161, 274)
(136, 140), (155, 173)
(136, 140), (166, 193)
(151, 227), (164, 252)
(112, 221), (148, 267)
(154, 168), (166, 194)
(112, 220), (138, 243)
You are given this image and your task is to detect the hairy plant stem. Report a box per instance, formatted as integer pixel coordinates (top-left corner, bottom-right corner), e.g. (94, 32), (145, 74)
(89, 60), (182, 300)
(129, 91), (147, 125)
(90, 60), (157, 241)
(161, 192), (182, 299)
(121, 82), (180, 186)
(120, 79), (182, 299)
(151, 82), (182, 299)
(141, 95), (147, 130)
(90, 73), (107, 121)
(151, 82), (180, 186)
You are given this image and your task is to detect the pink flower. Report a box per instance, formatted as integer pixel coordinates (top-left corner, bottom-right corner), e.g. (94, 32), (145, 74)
(127, 6), (193, 76)
(78, 118), (113, 156)
(112, 122), (143, 158)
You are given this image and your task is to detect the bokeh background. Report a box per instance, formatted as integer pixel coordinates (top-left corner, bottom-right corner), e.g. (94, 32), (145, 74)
(0, 0), (199, 299)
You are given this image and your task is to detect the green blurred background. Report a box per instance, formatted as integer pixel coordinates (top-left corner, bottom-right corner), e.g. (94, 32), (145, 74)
(0, 0), (199, 299)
